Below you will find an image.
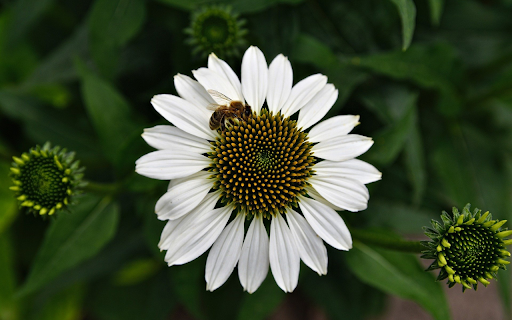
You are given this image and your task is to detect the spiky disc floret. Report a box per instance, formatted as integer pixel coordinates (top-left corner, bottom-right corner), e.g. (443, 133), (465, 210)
(208, 110), (314, 219)
(421, 204), (512, 291)
(9, 142), (86, 216)
(185, 5), (247, 59)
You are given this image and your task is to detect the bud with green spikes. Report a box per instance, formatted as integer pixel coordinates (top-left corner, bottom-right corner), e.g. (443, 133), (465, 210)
(9, 142), (86, 216)
(185, 5), (247, 59)
(421, 204), (511, 291)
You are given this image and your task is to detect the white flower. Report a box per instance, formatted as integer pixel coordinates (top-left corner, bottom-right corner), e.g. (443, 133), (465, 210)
(136, 46), (381, 293)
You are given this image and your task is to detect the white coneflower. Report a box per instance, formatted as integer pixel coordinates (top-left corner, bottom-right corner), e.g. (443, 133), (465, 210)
(136, 46), (381, 293)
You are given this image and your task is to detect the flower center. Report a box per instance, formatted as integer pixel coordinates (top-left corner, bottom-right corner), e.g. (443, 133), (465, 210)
(201, 16), (231, 44)
(442, 224), (502, 281)
(19, 156), (70, 208)
(209, 110), (314, 218)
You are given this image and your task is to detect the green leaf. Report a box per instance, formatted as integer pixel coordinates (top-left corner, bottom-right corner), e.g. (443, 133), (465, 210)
(292, 34), (368, 112)
(90, 272), (174, 320)
(89, 0), (146, 47)
(0, 9), (39, 85)
(88, 0), (146, 77)
(112, 258), (161, 286)
(0, 90), (102, 162)
(168, 258), (205, 320)
(203, 274), (244, 320)
(431, 138), (477, 207)
(29, 284), (84, 320)
(353, 43), (462, 117)
(499, 153), (512, 317)
(0, 162), (18, 235)
(498, 267), (511, 318)
(232, 0), (304, 14)
(36, 229), (146, 295)
(301, 252), (386, 320)
(19, 194), (119, 295)
(363, 200), (435, 234)
(404, 113), (426, 204)
(364, 94), (417, 166)
(0, 234), (19, 320)
(4, 0), (56, 47)
(155, 0), (304, 13)
(301, 272), (353, 320)
(236, 275), (286, 320)
(23, 24), (89, 86)
(291, 34), (339, 70)
(389, 0), (416, 51)
(76, 60), (142, 165)
(429, 0), (444, 26)
(354, 43), (460, 90)
(359, 83), (417, 122)
(345, 243), (451, 320)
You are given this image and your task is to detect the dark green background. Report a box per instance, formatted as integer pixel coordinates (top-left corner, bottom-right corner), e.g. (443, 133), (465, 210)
(1, 0), (511, 319)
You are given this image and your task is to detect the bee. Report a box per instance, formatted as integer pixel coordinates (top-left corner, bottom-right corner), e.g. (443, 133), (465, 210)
(207, 90), (252, 131)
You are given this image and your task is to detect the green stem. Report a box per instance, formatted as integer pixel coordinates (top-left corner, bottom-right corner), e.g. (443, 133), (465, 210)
(350, 228), (424, 253)
(83, 181), (121, 194)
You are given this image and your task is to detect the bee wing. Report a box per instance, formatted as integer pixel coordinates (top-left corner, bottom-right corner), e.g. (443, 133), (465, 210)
(207, 89), (233, 105)
(206, 103), (222, 111)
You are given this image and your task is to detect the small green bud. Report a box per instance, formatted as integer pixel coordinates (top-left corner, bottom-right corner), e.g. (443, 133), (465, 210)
(422, 204), (512, 292)
(185, 5), (247, 59)
(9, 143), (85, 216)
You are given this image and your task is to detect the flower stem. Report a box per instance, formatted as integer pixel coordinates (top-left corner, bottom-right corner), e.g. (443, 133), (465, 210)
(350, 228), (424, 253)
(83, 181), (121, 195)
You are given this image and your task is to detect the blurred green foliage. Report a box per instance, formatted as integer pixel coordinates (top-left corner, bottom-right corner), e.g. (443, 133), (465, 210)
(1, 0), (512, 319)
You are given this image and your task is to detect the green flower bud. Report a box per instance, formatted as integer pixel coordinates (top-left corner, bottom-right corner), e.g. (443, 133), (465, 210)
(421, 204), (511, 291)
(185, 5), (247, 59)
(9, 142), (85, 216)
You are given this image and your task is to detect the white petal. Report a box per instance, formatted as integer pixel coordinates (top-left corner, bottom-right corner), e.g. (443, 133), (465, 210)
(267, 54), (292, 114)
(310, 175), (369, 212)
(280, 74), (327, 118)
(142, 125), (212, 153)
(151, 94), (216, 140)
(155, 171), (213, 220)
(193, 68), (241, 104)
(311, 134), (374, 162)
(297, 84), (338, 130)
(308, 115), (360, 143)
(299, 196), (352, 250)
(286, 209), (328, 275)
(305, 186), (343, 211)
(238, 216), (269, 293)
(158, 217), (184, 250)
(164, 205), (233, 266)
(241, 46), (268, 114)
(269, 214), (300, 293)
(135, 150), (209, 180)
(314, 159), (382, 184)
(205, 213), (245, 291)
(174, 74), (216, 108)
(159, 191), (220, 250)
(208, 53), (244, 102)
